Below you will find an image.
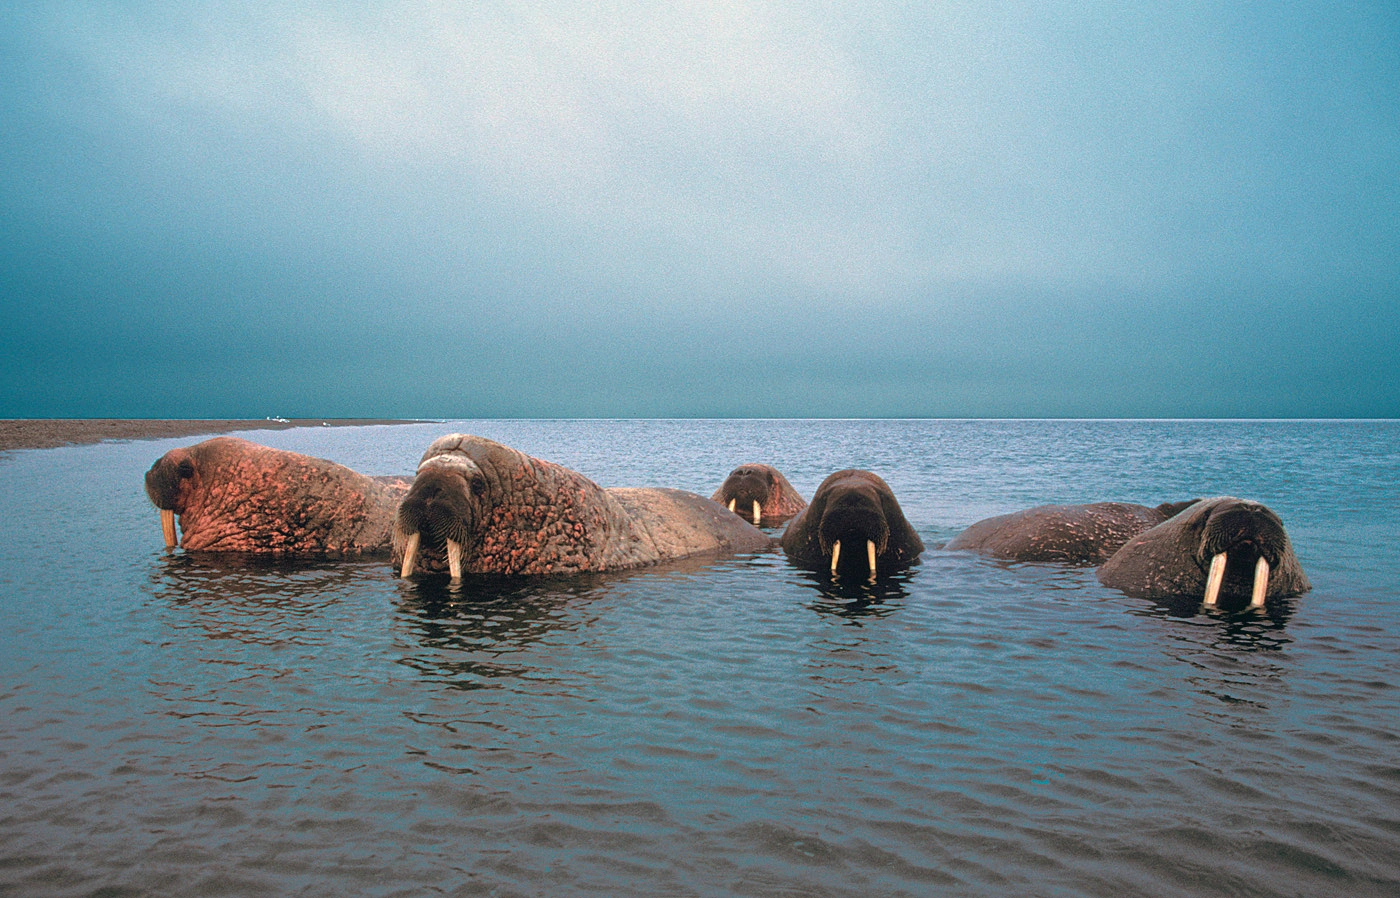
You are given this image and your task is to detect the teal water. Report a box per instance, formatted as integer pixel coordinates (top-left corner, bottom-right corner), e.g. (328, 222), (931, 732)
(2, 419), (1397, 896)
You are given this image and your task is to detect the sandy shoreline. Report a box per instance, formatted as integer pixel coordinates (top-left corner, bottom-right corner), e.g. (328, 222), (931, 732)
(0, 419), (423, 453)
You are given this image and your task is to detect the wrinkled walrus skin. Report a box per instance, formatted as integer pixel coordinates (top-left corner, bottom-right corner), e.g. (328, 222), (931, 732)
(780, 469), (923, 577)
(1097, 496), (1310, 602)
(145, 437), (411, 555)
(946, 500), (1200, 565)
(711, 464), (808, 526)
(393, 434), (773, 577)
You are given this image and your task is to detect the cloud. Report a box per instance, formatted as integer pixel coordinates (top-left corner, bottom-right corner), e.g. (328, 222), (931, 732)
(1, 2), (1396, 417)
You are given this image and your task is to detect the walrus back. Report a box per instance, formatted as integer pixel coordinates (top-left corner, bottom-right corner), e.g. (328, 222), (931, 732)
(609, 488), (774, 563)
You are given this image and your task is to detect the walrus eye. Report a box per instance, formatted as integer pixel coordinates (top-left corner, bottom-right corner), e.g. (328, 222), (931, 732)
(177, 460), (194, 479)
(470, 477), (486, 496)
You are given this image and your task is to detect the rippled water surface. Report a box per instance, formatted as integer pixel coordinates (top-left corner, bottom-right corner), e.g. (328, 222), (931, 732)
(2, 419), (1398, 897)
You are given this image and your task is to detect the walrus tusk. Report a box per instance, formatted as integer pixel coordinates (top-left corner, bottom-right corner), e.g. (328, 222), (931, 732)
(728, 498), (736, 512)
(1251, 557), (1269, 608)
(400, 532), (420, 578)
(447, 538), (463, 580)
(160, 509), (177, 549)
(867, 539), (877, 580)
(1203, 552), (1227, 606)
(753, 500), (762, 525)
(830, 540), (841, 575)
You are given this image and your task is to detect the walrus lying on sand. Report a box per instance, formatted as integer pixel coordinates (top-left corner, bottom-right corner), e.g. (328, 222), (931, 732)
(394, 434), (772, 578)
(946, 500), (1200, 565)
(1097, 496), (1310, 607)
(144, 437), (411, 555)
(711, 464), (807, 526)
(780, 469), (923, 579)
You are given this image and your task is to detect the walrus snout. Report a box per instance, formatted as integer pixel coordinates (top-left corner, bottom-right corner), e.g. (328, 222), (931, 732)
(1197, 501), (1292, 607)
(1199, 502), (1289, 567)
(817, 492), (891, 579)
(818, 497), (890, 557)
(145, 451), (197, 547)
(395, 455), (488, 578)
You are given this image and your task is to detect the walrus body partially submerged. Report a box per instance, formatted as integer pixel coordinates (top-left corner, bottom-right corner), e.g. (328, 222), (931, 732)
(711, 464), (807, 526)
(779, 469), (923, 579)
(946, 500), (1200, 565)
(1097, 497), (1310, 607)
(393, 434), (772, 577)
(144, 437), (411, 555)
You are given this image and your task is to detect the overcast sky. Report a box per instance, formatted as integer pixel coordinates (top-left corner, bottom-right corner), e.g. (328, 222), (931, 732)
(2, 2), (1396, 418)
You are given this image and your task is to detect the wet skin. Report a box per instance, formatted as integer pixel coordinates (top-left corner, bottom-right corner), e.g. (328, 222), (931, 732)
(780, 469), (923, 578)
(394, 434), (772, 578)
(144, 437), (411, 555)
(946, 500), (1200, 565)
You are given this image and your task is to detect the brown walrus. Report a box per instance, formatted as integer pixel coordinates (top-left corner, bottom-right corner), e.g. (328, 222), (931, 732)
(946, 500), (1200, 565)
(393, 434), (772, 578)
(711, 463), (807, 526)
(779, 469), (923, 579)
(144, 437), (411, 555)
(1097, 496), (1310, 607)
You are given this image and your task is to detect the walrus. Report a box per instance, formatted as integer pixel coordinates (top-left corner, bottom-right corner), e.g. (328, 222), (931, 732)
(144, 437), (411, 555)
(779, 469), (923, 579)
(1097, 496), (1310, 607)
(711, 463), (807, 526)
(393, 434), (772, 577)
(946, 500), (1201, 564)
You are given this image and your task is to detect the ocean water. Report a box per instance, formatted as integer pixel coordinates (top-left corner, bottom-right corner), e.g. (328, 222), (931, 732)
(1, 418), (1397, 897)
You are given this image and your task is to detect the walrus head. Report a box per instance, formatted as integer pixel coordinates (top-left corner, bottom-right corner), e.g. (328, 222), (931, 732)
(817, 475), (892, 564)
(393, 433), (629, 578)
(715, 465), (778, 525)
(782, 469), (923, 579)
(144, 448), (198, 547)
(394, 441), (494, 578)
(1193, 498), (1296, 607)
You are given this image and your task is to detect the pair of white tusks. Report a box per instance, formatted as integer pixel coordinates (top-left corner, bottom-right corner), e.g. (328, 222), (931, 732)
(161, 509), (177, 549)
(727, 498), (762, 525)
(830, 539), (878, 580)
(1203, 552), (1269, 608)
(399, 533), (463, 580)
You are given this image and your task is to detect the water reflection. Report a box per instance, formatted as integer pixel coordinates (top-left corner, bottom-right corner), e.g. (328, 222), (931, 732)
(791, 564), (915, 622)
(148, 551), (386, 646)
(1122, 592), (1296, 649)
(392, 574), (604, 691)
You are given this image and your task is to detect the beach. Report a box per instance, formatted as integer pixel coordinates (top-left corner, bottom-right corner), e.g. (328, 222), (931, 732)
(0, 418), (415, 453)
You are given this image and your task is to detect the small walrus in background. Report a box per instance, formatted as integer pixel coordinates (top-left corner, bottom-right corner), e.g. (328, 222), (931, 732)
(1097, 496), (1310, 607)
(946, 500), (1200, 565)
(711, 463), (807, 526)
(780, 469), (923, 579)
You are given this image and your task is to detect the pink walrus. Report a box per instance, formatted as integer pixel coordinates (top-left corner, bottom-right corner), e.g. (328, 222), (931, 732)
(145, 437), (411, 555)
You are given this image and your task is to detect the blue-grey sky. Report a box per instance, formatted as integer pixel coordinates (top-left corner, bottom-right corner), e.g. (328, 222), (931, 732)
(2, 2), (1397, 418)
